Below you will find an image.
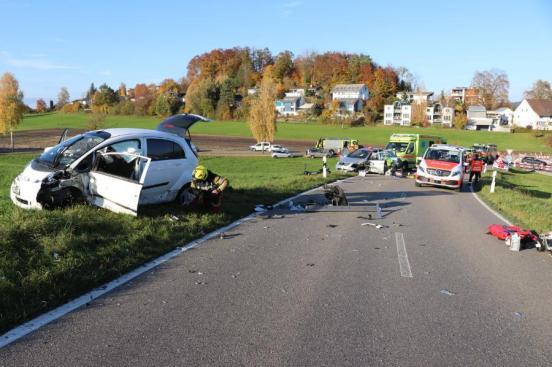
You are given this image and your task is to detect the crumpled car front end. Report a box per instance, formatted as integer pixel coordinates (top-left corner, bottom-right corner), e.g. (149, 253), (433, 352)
(10, 164), (50, 210)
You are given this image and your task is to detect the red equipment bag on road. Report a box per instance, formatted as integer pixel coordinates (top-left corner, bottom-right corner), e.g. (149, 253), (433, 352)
(487, 224), (537, 242)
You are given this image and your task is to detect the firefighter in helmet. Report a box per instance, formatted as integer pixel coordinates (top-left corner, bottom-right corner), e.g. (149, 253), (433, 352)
(190, 165), (229, 212)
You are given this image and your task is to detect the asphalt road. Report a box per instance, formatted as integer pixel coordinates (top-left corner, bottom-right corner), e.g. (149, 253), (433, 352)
(2, 176), (552, 366)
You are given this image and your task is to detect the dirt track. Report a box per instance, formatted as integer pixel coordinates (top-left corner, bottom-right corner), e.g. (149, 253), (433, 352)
(0, 129), (313, 156)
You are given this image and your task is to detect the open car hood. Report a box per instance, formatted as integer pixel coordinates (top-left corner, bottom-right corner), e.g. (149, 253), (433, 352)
(156, 114), (211, 136)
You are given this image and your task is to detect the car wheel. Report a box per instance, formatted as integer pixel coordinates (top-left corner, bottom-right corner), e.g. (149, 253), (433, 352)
(328, 149), (335, 156)
(176, 184), (196, 206)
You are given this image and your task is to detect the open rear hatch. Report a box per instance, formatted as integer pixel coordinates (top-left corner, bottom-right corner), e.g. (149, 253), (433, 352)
(156, 113), (211, 137)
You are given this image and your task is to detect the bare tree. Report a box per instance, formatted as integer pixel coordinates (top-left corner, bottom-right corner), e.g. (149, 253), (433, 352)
(471, 69), (509, 109)
(248, 66), (277, 142)
(411, 101), (428, 127)
(524, 80), (552, 100)
(57, 87), (70, 109)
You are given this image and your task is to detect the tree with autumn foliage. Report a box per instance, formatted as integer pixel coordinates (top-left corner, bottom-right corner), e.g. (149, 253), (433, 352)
(248, 67), (277, 142)
(35, 98), (47, 113)
(0, 72), (24, 150)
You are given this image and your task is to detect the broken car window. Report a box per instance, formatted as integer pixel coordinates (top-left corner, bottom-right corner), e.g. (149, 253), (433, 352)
(37, 131), (110, 169)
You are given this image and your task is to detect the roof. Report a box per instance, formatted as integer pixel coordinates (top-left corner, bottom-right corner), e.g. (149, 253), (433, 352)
(526, 99), (552, 117)
(331, 84), (366, 93)
(104, 128), (178, 138)
(468, 105), (486, 112)
(282, 96), (300, 103)
(337, 98), (360, 104)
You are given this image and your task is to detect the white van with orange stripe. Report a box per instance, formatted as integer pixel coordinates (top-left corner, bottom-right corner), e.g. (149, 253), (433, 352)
(415, 144), (465, 191)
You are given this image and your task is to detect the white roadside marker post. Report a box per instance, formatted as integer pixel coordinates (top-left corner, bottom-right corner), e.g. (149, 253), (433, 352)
(490, 170), (497, 194)
(323, 155), (327, 178)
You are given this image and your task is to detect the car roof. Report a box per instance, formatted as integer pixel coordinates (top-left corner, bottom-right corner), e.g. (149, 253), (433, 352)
(101, 128), (184, 140)
(429, 144), (464, 151)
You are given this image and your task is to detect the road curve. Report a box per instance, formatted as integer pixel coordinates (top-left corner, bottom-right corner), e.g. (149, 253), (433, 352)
(1, 175), (551, 366)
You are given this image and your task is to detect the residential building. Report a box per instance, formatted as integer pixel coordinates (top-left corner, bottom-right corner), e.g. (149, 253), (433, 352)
(247, 88), (257, 95)
(514, 99), (552, 130)
(426, 103), (454, 126)
(450, 87), (480, 105)
(331, 84), (369, 113)
(384, 103), (412, 126)
(384, 101), (453, 126)
(396, 91), (434, 105)
(466, 105), (512, 131)
(275, 96), (303, 116)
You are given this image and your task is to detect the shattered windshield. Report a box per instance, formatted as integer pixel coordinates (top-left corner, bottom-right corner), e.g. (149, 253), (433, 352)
(348, 149), (370, 159)
(37, 131), (110, 168)
(425, 148), (461, 163)
(385, 142), (409, 153)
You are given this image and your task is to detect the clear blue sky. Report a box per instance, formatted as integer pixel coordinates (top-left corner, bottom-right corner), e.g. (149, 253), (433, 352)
(1, 0), (550, 106)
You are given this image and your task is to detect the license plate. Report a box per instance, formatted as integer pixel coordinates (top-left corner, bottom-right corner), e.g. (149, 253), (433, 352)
(434, 180), (441, 184)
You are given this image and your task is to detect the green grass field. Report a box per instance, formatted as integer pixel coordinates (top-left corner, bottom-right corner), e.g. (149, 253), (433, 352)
(476, 168), (552, 233)
(17, 112), (552, 153)
(0, 152), (343, 332)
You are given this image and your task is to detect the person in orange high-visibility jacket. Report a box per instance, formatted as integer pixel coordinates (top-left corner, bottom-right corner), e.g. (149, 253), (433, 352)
(469, 153), (484, 184)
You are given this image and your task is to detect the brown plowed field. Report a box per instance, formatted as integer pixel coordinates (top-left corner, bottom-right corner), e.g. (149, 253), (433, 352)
(0, 129), (313, 156)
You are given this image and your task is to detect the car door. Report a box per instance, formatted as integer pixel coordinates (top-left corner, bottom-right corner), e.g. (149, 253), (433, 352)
(142, 138), (190, 204)
(88, 151), (151, 216)
(368, 152), (386, 174)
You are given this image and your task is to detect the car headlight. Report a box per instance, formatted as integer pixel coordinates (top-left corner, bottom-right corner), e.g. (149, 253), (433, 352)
(417, 165), (425, 173)
(451, 168), (462, 177)
(11, 177), (21, 195)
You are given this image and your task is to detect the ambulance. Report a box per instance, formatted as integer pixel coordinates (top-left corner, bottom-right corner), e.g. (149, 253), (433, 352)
(415, 144), (465, 191)
(385, 134), (446, 171)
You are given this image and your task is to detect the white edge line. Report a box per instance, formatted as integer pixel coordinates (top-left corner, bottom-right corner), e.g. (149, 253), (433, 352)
(395, 232), (413, 278)
(0, 178), (342, 349)
(469, 183), (513, 226)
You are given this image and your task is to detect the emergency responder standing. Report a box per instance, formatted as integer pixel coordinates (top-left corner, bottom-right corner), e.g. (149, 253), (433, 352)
(190, 165), (229, 212)
(469, 153), (484, 185)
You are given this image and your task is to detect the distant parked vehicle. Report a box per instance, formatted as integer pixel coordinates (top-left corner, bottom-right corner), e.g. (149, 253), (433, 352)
(249, 142), (271, 151)
(521, 156), (548, 166)
(315, 137), (359, 155)
(305, 147), (336, 158)
(271, 148), (295, 158)
(472, 144), (498, 164)
(268, 144), (285, 152)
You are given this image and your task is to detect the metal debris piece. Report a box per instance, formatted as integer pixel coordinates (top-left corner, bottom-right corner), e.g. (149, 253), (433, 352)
(440, 289), (455, 296)
(327, 224), (338, 228)
(306, 263), (315, 267)
(361, 222), (384, 229)
(514, 311), (523, 319)
(188, 269), (197, 273)
(195, 281), (207, 285)
(219, 232), (225, 239)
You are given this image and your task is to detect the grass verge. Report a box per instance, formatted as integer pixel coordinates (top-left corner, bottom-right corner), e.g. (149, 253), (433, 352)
(0, 153), (345, 333)
(16, 112), (552, 154)
(475, 168), (552, 232)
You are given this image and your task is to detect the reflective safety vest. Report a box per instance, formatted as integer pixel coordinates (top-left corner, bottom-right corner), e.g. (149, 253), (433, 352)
(471, 159), (484, 173)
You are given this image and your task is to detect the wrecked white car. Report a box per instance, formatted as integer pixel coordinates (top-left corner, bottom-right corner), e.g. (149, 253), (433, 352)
(10, 114), (209, 216)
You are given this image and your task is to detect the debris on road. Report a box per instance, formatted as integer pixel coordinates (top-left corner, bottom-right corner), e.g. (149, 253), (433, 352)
(361, 222), (385, 229)
(306, 263), (315, 267)
(327, 224), (338, 228)
(487, 224), (539, 251)
(323, 184), (349, 206)
(440, 289), (456, 296)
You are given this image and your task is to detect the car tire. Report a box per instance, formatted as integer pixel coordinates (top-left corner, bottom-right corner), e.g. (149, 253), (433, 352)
(176, 184), (195, 206)
(328, 149), (335, 156)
